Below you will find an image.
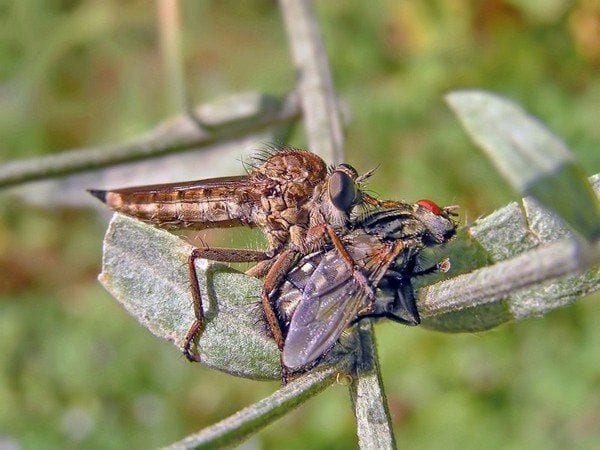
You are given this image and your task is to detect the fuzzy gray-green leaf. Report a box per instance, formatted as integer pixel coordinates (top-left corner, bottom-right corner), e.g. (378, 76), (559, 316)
(99, 213), (280, 380)
(419, 174), (600, 332)
(446, 90), (600, 242)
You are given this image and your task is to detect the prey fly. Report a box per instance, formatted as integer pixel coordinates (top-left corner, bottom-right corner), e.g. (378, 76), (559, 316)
(272, 199), (458, 377)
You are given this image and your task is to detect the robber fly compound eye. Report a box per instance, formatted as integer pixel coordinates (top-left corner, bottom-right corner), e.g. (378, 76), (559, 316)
(329, 170), (358, 212)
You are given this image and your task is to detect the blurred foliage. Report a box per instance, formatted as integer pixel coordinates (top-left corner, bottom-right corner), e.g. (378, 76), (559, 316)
(0, 0), (598, 449)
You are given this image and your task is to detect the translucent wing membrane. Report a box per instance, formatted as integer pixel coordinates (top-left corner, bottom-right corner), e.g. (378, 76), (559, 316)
(282, 254), (365, 370)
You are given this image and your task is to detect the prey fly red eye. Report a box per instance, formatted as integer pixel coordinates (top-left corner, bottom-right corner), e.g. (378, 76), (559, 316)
(417, 199), (443, 216)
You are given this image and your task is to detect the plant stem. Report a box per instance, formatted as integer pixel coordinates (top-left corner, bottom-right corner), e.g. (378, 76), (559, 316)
(163, 366), (340, 449)
(349, 321), (396, 449)
(279, 0), (344, 164)
(0, 91), (300, 189)
(156, 0), (186, 114)
(279, 1), (396, 448)
(419, 238), (600, 318)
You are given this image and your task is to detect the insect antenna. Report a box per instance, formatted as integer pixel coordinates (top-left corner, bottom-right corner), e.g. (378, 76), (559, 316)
(356, 165), (379, 183)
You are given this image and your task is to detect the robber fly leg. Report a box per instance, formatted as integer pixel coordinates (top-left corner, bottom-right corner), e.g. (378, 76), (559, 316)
(305, 223), (364, 276)
(413, 257), (451, 276)
(306, 223), (377, 302)
(362, 193), (403, 208)
(262, 248), (299, 352)
(323, 225), (375, 299)
(184, 247), (271, 363)
(245, 257), (276, 278)
(184, 249), (204, 362)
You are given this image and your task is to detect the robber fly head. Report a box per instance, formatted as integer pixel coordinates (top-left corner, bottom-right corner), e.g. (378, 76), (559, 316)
(316, 163), (365, 229)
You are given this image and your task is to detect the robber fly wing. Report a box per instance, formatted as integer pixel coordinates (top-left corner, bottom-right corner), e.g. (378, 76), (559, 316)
(99, 174), (253, 194)
(282, 251), (369, 370)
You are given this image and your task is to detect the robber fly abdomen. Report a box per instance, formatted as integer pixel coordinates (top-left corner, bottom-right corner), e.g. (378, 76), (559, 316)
(90, 176), (260, 229)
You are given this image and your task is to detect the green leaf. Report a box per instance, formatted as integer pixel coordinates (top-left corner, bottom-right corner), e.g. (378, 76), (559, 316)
(164, 365), (339, 449)
(99, 213), (280, 380)
(419, 174), (600, 332)
(446, 90), (600, 242)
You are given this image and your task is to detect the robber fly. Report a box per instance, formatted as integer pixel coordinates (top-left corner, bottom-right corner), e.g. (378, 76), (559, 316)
(272, 199), (458, 376)
(89, 146), (383, 361)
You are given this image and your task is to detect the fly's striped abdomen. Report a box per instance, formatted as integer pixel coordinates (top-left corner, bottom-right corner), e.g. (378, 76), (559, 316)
(92, 176), (260, 229)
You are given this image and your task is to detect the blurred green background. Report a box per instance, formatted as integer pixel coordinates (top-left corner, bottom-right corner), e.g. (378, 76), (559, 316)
(1, 1), (599, 449)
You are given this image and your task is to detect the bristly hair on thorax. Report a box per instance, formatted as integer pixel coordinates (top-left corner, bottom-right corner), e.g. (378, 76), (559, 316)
(241, 143), (310, 174)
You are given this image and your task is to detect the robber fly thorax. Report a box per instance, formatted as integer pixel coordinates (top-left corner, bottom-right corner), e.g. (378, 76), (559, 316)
(273, 199), (458, 374)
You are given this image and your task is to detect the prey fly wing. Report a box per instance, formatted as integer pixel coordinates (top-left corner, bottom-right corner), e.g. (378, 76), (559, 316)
(281, 238), (406, 370)
(282, 250), (366, 370)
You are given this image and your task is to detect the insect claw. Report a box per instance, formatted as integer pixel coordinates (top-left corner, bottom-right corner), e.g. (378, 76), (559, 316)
(182, 320), (203, 363)
(280, 363), (294, 385)
(183, 348), (201, 363)
(335, 372), (353, 386)
(437, 257), (451, 273)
